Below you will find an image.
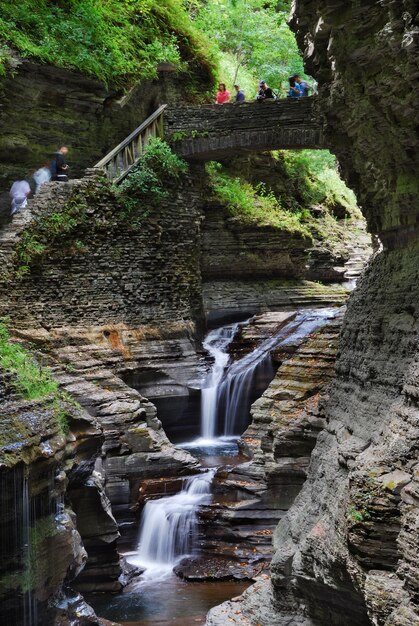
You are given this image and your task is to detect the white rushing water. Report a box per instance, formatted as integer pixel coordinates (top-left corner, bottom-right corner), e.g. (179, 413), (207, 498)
(200, 324), (239, 441)
(199, 308), (338, 438)
(128, 470), (215, 581)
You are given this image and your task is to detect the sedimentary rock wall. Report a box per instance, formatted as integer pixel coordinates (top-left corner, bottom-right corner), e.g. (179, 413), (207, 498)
(201, 201), (310, 281)
(0, 368), (117, 625)
(290, 1), (418, 247)
(208, 2), (419, 625)
(0, 169), (204, 329)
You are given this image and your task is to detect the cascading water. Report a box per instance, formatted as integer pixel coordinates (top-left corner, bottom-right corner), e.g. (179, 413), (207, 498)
(129, 470), (215, 580)
(200, 308), (338, 438)
(200, 324), (239, 440)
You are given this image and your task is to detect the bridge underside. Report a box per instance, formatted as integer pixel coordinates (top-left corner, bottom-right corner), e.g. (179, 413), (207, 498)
(165, 99), (325, 161)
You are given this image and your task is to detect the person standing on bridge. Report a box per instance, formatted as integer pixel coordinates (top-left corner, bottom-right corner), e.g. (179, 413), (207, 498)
(234, 84), (245, 102)
(286, 76), (301, 98)
(215, 83), (231, 104)
(293, 74), (311, 97)
(256, 81), (275, 101)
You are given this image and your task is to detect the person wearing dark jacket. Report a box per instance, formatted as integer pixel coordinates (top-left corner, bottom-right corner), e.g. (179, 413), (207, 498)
(256, 80), (275, 101)
(50, 146), (69, 182)
(234, 84), (245, 102)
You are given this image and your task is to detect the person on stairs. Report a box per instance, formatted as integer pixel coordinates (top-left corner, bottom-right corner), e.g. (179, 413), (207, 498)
(50, 146), (70, 182)
(9, 179), (31, 215)
(33, 162), (52, 193)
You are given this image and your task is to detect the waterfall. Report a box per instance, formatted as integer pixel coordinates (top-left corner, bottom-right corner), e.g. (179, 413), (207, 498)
(129, 470), (215, 580)
(200, 324), (239, 440)
(200, 308), (338, 437)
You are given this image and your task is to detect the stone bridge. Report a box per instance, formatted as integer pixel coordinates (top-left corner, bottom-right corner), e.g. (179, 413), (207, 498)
(164, 98), (325, 160)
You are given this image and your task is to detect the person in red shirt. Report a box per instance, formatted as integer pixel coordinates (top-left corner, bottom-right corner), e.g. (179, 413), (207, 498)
(215, 83), (231, 104)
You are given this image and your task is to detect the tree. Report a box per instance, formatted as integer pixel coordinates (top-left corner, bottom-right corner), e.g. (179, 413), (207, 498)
(194, 0), (305, 91)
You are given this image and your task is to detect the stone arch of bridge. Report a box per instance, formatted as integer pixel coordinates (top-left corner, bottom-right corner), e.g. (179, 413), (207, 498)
(164, 98), (325, 161)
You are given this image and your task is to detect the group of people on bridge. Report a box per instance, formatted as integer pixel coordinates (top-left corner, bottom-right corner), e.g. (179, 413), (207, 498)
(9, 146), (70, 216)
(216, 74), (313, 104)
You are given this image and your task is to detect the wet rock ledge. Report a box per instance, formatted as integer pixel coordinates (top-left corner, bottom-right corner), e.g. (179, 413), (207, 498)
(0, 367), (120, 625)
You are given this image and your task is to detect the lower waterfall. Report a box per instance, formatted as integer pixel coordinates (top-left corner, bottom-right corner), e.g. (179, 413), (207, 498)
(129, 470), (215, 580)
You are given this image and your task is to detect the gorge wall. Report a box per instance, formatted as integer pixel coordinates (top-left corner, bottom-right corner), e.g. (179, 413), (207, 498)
(208, 2), (419, 625)
(0, 367), (119, 625)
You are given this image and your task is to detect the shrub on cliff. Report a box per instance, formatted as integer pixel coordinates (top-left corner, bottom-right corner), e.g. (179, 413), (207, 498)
(116, 137), (189, 209)
(277, 150), (358, 213)
(0, 0), (217, 89)
(0, 321), (72, 433)
(207, 161), (311, 237)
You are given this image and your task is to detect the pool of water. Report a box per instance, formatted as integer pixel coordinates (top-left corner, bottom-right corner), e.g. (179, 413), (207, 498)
(178, 437), (248, 467)
(87, 576), (249, 626)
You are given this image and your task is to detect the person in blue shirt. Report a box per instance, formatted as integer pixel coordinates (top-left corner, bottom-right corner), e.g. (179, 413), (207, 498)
(234, 84), (245, 102)
(287, 77), (301, 97)
(293, 74), (311, 97)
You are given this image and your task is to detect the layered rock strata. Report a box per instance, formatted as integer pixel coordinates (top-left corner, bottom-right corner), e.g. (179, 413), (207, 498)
(0, 368), (118, 625)
(0, 169), (204, 328)
(203, 279), (348, 325)
(208, 1), (419, 624)
(13, 324), (200, 548)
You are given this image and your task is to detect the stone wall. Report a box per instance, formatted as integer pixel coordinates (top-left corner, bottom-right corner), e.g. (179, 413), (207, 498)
(0, 168), (205, 329)
(165, 99), (325, 160)
(290, 1), (419, 247)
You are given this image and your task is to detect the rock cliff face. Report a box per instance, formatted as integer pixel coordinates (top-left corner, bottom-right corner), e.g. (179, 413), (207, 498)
(208, 2), (419, 625)
(0, 368), (117, 625)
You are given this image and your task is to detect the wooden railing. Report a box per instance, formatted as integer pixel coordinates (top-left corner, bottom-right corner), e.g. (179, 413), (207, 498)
(94, 104), (167, 183)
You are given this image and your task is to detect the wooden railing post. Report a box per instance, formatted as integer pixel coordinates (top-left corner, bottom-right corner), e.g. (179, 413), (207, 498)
(94, 104), (168, 184)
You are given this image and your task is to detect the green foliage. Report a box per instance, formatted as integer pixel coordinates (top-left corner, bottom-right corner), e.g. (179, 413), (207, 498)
(0, 321), (59, 401)
(23, 516), (56, 592)
(347, 506), (371, 524)
(278, 150), (358, 211)
(194, 0), (304, 92)
(14, 193), (90, 276)
(207, 149), (360, 243)
(207, 161), (311, 236)
(0, 0), (217, 87)
(117, 138), (188, 209)
(0, 44), (13, 76)
(0, 321), (75, 435)
(171, 129), (209, 141)
(218, 50), (257, 99)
